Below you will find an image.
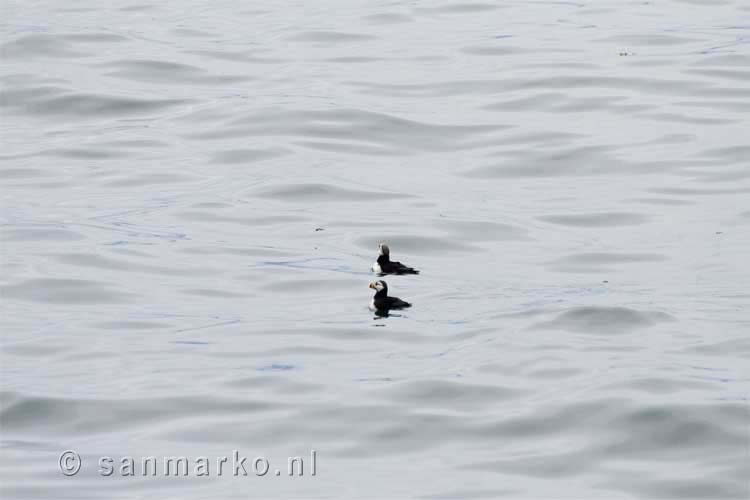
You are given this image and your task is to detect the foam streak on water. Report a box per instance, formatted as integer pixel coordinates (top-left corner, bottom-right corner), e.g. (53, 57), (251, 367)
(1, 1), (749, 498)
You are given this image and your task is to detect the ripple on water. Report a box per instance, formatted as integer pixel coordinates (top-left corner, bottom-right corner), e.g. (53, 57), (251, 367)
(353, 234), (479, 254)
(377, 379), (521, 412)
(463, 146), (645, 179)
(548, 252), (669, 273)
(285, 31), (377, 44)
(187, 108), (503, 154)
(1, 279), (132, 304)
(0, 85), (190, 119)
(0, 226), (85, 242)
(362, 13), (413, 25)
(418, 3), (502, 15)
(255, 183), (413, 202)
(433, 219), (529, 242)
(533, 306), (675, 334)
(1, 34), (88, 58)
(101, 59), (249, 85)
(210, 148), (289, 164)
(537, 212), (649, 227)
(0, 392), (277, 436)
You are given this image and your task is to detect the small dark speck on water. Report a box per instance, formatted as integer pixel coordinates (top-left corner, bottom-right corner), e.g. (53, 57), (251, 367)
(315, 227), (325, 231)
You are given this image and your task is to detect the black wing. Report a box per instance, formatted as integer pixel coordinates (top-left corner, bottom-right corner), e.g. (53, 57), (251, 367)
(386, 296), (411, 309)
(373, 296), (412, 310)
(385, 261), (419, 275)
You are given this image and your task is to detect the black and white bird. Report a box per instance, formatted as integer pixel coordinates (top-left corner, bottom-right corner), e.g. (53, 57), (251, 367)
(369, 280), (411, 312)
(371, 243), (419, 275)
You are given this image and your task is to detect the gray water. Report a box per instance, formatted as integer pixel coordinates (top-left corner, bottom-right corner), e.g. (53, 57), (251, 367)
(1, 1), (749, 498)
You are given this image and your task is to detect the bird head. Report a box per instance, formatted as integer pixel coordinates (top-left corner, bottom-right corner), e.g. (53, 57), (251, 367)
(369, 280), (387, 293)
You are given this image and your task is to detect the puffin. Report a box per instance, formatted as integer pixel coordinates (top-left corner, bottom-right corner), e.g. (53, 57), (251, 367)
(371, 243), (419, 275)
(369, 280), (411, 311)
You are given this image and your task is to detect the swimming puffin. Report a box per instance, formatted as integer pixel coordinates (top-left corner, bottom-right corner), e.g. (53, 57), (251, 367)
(371, 243), (419, 275)
(369, 280), (411, 311)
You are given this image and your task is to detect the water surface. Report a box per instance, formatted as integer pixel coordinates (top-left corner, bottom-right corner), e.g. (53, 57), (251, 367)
(1, 0), (749, 498)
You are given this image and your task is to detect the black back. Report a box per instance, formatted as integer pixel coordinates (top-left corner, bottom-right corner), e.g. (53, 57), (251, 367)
(376, 255), (419, 275)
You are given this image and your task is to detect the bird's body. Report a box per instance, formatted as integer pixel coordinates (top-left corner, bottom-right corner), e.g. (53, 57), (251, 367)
(371, 243), (419, 275)
(369, 280), (411, 311)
